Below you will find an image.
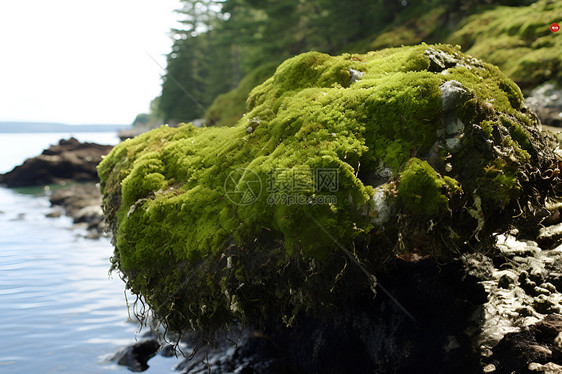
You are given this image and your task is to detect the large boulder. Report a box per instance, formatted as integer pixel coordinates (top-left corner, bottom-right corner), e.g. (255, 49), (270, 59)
(0, 138), (113, 187)
(98, 44), (560, 337)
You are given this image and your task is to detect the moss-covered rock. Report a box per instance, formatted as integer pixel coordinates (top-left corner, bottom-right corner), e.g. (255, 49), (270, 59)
(448, 0), (562, 88)
(98, 43), (559, 336)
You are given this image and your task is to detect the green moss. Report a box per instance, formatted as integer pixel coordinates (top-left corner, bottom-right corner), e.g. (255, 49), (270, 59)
(448, 0), (562, 88)
(99, 44), (560, 337)
(367, 6), (449, 51)
(205, 63), (278, 127)
(398, 158), (449, 217)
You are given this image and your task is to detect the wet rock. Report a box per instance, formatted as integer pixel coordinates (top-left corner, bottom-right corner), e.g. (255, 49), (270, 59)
(49, 184), (106, 238)
(481, 234), (562, 370)
(174, 329), (294, 374)
(0, 137), (112, 187)
(111, 338), (160, 372)
(159, 343), (176, 358)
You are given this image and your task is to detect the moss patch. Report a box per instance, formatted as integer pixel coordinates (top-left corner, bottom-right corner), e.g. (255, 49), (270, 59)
(99, 44), (560, 336)
(448, 0), (562, 88)
(204, 63), (278, 127)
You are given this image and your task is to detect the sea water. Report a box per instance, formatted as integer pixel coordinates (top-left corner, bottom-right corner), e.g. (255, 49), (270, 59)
(0, 133), (179, 373)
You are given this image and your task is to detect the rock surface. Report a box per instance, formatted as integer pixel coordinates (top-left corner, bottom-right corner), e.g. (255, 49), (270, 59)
(110, 338), (160, 372)
(114, 224), (562, 373)
(526, 82), (562, 127)
(475, 234), (562, 373)
(99, 44), (561, 371)
(0, 137), (113, 187)
(48, 184), (107, 239)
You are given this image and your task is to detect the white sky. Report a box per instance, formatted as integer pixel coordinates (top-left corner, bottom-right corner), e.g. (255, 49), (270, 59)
(0, 0), (182, 125)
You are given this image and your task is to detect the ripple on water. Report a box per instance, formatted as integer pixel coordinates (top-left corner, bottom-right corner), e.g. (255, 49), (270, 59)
(0, 187), (179, 373)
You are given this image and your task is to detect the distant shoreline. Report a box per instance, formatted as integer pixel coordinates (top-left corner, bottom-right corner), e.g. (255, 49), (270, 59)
(0, 122), (128, 133)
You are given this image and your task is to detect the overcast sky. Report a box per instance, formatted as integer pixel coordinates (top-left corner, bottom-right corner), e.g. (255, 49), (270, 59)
(0, 0), (182, 125)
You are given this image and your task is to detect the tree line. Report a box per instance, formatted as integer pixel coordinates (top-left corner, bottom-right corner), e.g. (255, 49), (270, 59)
(148, 0), (534, 126)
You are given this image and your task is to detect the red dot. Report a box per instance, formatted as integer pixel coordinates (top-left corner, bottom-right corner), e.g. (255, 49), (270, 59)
(552, 23), (560, 32)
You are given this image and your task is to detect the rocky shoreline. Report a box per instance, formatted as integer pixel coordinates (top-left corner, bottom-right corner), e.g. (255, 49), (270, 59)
(111, 216), (562, 374)
(0, 137), (110, 239)
(0, 137), (112, 187)
(2, 97), (562, 373)
(47, 183), (107, 239)
(6, 136), (562, 372)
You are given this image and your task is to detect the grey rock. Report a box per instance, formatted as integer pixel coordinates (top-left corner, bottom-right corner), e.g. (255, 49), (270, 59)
(525, 82), (562, 127)
(73, 205), (103, 224)
(440, 80), (469, 113)
(349, 68), (364, 84)
(49, 184), (107, 239)
(426, 48), (460, 71)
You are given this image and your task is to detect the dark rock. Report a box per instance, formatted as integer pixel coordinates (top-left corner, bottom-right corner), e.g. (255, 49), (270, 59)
(544, 209), (562, 226)
(498, 274), (513, 289)
(156, 234), (562, 374)
(111, 339), (160, 372)
(174, 329), (298, 374)
(174, 258), (486, 374)
(489, 315), (562, 374)
(0, 137), (112, 187)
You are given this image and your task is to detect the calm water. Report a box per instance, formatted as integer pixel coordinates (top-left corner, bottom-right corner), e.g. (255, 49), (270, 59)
(0, 133), (179, 373)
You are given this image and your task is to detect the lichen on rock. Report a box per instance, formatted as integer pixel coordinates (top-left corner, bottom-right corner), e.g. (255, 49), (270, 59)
(98, 43), (560, 336)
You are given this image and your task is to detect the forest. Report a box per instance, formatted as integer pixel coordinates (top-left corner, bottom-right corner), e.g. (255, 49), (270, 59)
(145, 0), (539, 128)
